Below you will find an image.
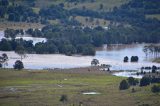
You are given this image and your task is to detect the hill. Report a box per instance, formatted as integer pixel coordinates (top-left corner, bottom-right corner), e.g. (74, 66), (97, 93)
(0, 0), (160, 55)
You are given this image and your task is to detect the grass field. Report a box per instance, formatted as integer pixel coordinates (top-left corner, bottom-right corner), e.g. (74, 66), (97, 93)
(0, 68), (160, 106)
(15, 0), (129, 12)
(74, 16), (110, 27)
(63, 0), (129, 12)
(0, 22), (44, 30)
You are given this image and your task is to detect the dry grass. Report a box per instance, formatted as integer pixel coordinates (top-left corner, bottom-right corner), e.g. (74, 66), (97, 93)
(74, 16), (110, 27)
(0, 22), (44, 30)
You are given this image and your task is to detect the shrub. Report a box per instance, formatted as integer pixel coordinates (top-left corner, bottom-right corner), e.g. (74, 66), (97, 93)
(131, 88), (136, 93)
(127, 77), (139, 86)
(140, 77), (150, 87)
(151, 85), (160, 93)
(60, 94), (68, 103)
(151, 78), (160, 83)
(119, 80), (129, 90)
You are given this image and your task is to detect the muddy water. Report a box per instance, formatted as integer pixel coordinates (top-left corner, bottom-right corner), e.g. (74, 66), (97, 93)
(0, 44), (159, 70)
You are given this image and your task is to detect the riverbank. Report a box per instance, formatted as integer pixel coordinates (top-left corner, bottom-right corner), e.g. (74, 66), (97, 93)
(0, 68), (160, 106)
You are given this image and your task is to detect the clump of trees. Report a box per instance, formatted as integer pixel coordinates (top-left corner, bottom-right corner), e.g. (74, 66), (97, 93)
(131, 56), (139, 62)
(138, 65), (160, 76)
(0, 53), (24, 70)
(119, 77), (139, 90)
(140, 77), (151, 87)
(127, 77), (139, 86)
(4, 28), (23, 39)
(143, 45), (160, 58)
(123, 56), (138, 62)
(140, 76), (160, 87)
(2, 25), (104, 56)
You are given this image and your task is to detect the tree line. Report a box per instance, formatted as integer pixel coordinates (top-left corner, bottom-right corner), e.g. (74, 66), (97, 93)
(143, 44), (160, 58)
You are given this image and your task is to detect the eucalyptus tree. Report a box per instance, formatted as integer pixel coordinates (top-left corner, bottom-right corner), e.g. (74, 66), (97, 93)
(91, 59), (99, 66)
(15, 45), (26, 61)
(0, 53), (9, 68)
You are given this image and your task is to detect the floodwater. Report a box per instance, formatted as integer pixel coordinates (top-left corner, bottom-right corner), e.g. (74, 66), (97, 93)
(0, 30), (160, 78)
(0, 30), (46, 45)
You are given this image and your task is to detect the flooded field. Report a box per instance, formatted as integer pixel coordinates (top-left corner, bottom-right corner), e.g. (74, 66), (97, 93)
(0, 30), (160, 78)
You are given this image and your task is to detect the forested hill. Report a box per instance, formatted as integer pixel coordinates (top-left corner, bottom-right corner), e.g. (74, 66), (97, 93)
(0, 0), (160, 55)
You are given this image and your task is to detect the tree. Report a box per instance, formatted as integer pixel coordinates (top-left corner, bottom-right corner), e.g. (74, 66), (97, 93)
(99, 4), (103, 10)
(123, 56), (128, 62)
(119, 80), (129, 90)
(15, 45), (26, 61)
(140, 77), (150, 87)
(91, 59), (99, 66)
(2, 53), (8, 68)
(0, 53), (9, 68)
(13, 60), (24, 70)
(0, 63), (2, 68)
(152, 65), (157, 73)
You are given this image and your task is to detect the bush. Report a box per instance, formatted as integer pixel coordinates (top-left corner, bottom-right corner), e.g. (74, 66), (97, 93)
(13, 60), (24, 70)
(151, 78), (160, 83)
(131, 88), (136, 93)
(127, 77), (139, 86)
(0, 63), (2, 68)
(60, 94), (68, 103)
(140, 77), (150, 87)
(151, 85), (160, 93)
(119, 80), (129, 90)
